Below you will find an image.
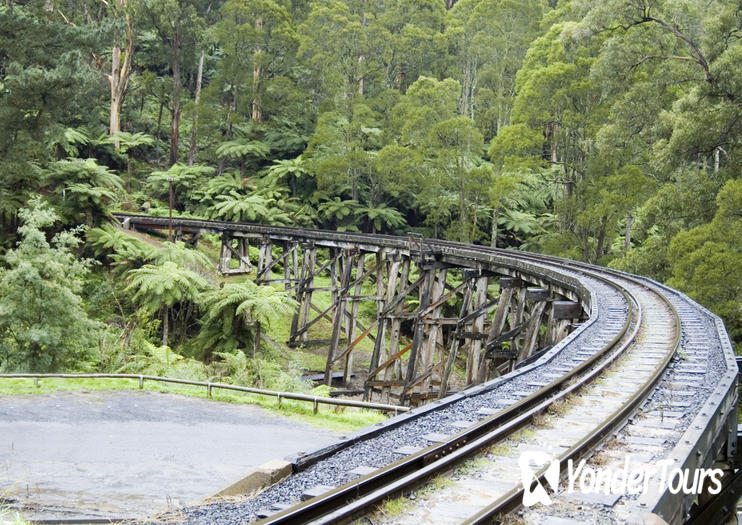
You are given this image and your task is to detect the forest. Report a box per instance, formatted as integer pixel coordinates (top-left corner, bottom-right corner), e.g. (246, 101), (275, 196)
(1, 0), (741, 386)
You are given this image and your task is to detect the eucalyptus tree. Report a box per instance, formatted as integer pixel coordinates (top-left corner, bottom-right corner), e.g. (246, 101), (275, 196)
(376, 0), (447, 92)
(135, 0), (210, 165)
(667, 178), (742, 348)
(446, 0), (545, 135)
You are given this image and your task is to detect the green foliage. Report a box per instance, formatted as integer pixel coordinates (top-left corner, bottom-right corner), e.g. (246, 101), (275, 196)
(0, 199), (101, 372)
(43, 158), (124, 226)
(4, 0), (742, 370)
(216, 139), (270, 161)
(212, 350), (308, 392)
(195, 281), (297, 359)
(667, 179), (742, 347)
(120, 342), (207, 379)
(210, 190), (274, 223)
(87, 224), (151, 263)
(147, 164), (216, 210)
(126, 261), (208, 314)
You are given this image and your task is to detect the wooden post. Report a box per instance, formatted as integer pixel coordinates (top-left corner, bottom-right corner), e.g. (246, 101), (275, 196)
(440, 274), (474, 398)
(518, 300), (548, 362)
(421, 268), (447, 393)
(467, 275), (489, 385)
(283, 242), (292, 290)
(509, 285), (527, 355)
(257, 237), (272, 279)
(404, 263), (435, 398)
(326, 250), (353, 385)
(367, 254), (403, 403)
(290, 243), (315, 345)
(219, 233), (231, 274)
(238, 238), (251, 273)
(343, 253), (365, 385)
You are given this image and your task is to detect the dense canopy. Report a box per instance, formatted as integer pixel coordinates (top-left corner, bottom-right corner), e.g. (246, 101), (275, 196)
(2, 0), (742, 375)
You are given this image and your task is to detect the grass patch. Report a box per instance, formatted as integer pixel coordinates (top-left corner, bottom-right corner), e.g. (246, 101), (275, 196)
(374, 495), (414, 519)
(532, 411), (552, 428)
(454, 456), (491, 476)
(0, 377), (385, 432)
(489, 442), (512, 456)
(0, 509), (28, 525)
(511, 428), (536, 442)
(416, 475), (453, 498)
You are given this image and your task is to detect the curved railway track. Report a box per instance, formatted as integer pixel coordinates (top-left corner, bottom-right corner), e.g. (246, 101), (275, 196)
(113, 214), (738, 525)
(255, 256), (679, 524)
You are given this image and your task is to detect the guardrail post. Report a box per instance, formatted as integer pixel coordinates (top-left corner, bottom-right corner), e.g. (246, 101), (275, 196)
(313, 397), (319, 414)
(139, 375), (144, 389)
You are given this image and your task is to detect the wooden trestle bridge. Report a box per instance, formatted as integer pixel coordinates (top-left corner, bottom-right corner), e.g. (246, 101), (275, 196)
(114, 214), (742, 524)
(117, 214), (586, 406)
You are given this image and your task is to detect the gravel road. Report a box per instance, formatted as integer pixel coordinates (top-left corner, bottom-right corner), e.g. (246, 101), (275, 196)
(0, 390), (339, 521)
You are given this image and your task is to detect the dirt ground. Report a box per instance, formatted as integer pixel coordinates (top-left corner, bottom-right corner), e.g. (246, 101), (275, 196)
(0, 390), (339, 520)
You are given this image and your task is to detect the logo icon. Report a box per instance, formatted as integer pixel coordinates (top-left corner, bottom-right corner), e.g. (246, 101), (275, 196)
(520, 451), (560, 506)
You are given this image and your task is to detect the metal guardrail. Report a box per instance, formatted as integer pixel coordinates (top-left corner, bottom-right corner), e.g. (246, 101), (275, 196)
(0, 373), (409, 415)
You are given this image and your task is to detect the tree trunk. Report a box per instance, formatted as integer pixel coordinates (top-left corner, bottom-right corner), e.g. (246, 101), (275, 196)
(595, 218), (607, 262)
(550, 121), (559, 163)
(252, 17), (263, 122)
(490, 207), (499, 247)
(188, 49), (205, 166)
(161, 306), (169, 347)
(109, 1), (133, 149)
(156, 97), (164, 140)
(625, 212), (633, 252)
(357, 55), (365, 96)
(253, 321), (261, 357)
(169, 25), (182, 166)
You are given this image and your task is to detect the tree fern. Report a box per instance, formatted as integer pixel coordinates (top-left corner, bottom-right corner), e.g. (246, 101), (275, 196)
(264, 157), (308, 180)
(45, 158), (123, 191)
(215, 139), (270, 160)
(195, 281), (297, 360)
(125, 261), (209, 345)
(356, 203), (406, 233)
(87, 224), (146, 258)
(149, 241), (213, 273)
(210, 191), (273, 223)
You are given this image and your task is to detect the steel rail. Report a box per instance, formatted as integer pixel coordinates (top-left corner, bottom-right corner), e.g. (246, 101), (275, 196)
(466, 276), (682, 523)
(255, 265), (641, 524)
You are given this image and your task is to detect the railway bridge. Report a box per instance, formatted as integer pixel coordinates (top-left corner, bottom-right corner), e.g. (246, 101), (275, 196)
(116, 214), (739, 525)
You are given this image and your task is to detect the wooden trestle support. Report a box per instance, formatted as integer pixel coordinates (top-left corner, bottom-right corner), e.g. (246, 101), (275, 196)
(216, 233), (584, 407)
